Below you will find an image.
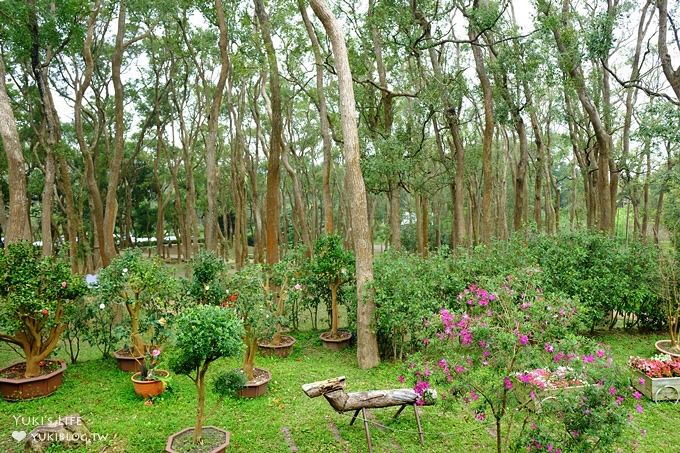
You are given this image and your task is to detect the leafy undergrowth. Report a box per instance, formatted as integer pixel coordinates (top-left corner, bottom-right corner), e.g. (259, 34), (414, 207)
(0, 331), (679, 452)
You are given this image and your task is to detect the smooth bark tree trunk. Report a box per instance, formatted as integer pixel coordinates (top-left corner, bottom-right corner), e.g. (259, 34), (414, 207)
(468, 2), (495, 243)
(299, 0), (334, 234)
(255, 0), (283, 265)
(205, 0), (230, 252)
(310, 0), (380, 369)
(0, 55), (31, 243)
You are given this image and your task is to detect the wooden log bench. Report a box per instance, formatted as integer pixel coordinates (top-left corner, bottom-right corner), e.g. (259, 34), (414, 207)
(302, 376), (433, 452)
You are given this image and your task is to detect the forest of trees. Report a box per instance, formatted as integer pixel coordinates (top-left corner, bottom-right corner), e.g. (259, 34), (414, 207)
(0, 0), (679, 273)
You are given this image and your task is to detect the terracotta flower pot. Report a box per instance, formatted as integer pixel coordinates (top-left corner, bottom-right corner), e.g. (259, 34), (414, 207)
(238, 368), (271, 398)
(320, 331), (352, 351)
(131, 370), (169, 399)
(165, 426), (230, 453)
(0, 360), (67, 401)
(258, 335), (296, 358)
(114, 349), (144, 372)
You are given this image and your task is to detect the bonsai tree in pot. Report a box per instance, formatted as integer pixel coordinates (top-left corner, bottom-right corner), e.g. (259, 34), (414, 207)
(258, 255), (303, 356)
(0, 242), (86, 397)
(309, 235), (354, 348)
(226, 264), (275, 393)
(97, 249), (179, 368)
(167, 305), (244, 450)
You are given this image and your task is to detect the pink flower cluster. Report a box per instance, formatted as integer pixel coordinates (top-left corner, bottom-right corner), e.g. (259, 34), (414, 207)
(629, 354), (680, 378)
(457, 283), (496, 307)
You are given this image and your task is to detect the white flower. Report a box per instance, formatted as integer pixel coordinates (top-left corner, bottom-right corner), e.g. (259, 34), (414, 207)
(204, 285), (210, 291)
(122, 268), (128, 274)
(341, 268), (347, 275)
(294, 283), (302, 291)
(99, 303), (106, 310)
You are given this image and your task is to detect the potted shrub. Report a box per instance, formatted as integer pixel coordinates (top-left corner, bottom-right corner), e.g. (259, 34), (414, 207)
(630, 354), (680, 402)
(97, 249), (179, 372)
(0, 242), (87, 400)
(131, 347), (170, 399)
(310, 235), (354, 350)
(258, 258), (299, 357)
(166, 305), (244, 453)
(655, 254), (680, 357)
(226, 264), (275, 397)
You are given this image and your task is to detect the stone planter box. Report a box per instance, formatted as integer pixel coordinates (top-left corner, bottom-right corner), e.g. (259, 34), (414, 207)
(632, 369), (680, 402)
(515, 381), (586, 412)
(0, 360), (67, 401)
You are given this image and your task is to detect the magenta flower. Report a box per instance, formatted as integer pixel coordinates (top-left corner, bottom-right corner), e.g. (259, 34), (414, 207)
(503, 376), (513, 390)
(633, 391), (642, 400)
(609, 386), (617, 395)
(636, 404), (643, 413)
(422, 338), (430, 346)
(544, 343), (554, 353)
(596, 349), (605, 358)
(151, 348), (161, 357)
(638, 377), (646, 385)
(518, 334), (529, 346)
(398, 375), (405, 383)
(582, 354), (595, 363)
(616, 396), (624, 406)
(469, 390), (479, 401)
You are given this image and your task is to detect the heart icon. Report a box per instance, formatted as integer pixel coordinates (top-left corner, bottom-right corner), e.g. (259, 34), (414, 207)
(12, 431), (26, 442)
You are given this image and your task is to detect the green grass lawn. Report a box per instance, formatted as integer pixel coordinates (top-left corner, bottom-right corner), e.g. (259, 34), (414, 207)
(1, 330), (679, 452)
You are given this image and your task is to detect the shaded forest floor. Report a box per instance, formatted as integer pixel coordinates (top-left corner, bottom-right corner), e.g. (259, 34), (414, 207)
(1, 330), (679, 452)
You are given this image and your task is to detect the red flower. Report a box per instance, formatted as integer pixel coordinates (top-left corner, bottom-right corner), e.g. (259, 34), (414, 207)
(41, 308), (49, 316)
(229, 293), (238, 302)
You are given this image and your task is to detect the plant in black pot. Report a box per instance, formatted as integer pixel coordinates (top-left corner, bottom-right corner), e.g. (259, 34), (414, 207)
(166, 305), (244, 452)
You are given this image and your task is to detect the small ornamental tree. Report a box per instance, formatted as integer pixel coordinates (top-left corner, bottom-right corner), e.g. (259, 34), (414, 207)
(226, 264), (275, 381)
(187, 250), (229, 305)
(0, 242), (87, 377)
(97, 249), (179, 356)
(169, 305), (244, 444)
(309, 235), (354, 338)
(404, 270), (640, 453)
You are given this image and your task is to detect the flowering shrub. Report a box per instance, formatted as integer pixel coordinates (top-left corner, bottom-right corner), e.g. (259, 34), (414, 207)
(629, 354), (680, 378)
(97, 249), (180, 356)
(403, 271), (640, 452)
(0, 242), (87, 377)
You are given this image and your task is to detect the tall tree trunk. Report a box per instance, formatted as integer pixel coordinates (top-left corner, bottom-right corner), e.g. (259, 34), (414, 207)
(255, 0), (283, 265)
(104, 0), (130, 260)
(656, 0), (680, 100)
(310, 0), (380, 369)
(205, 0), (230, 252)
(0, 55), (31, 243)
(468, 2), (495, 243)
(299, 0), (334, 234)
(541, 0), (612, 232)
(57, 156), (79, 271)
